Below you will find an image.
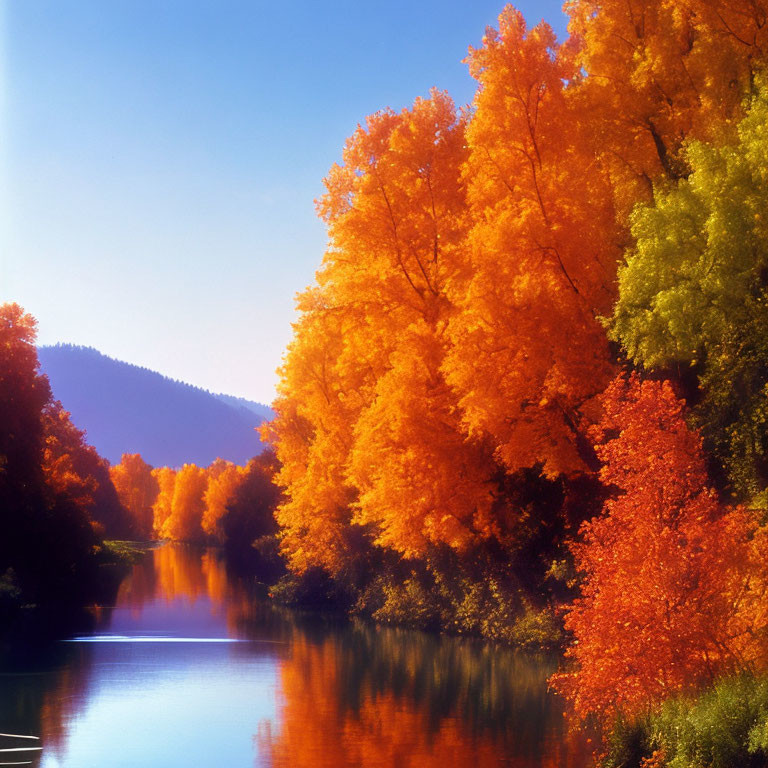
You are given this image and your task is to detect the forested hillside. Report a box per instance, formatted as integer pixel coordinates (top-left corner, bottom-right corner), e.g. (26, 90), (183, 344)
(39, 345), (272, 467)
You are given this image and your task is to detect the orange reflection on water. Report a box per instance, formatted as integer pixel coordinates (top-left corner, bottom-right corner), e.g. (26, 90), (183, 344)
(17, 546), (592, 768)
(201, 549), (229, 606)
(153, 544), (210, 603)
(259, 632), (590, 768)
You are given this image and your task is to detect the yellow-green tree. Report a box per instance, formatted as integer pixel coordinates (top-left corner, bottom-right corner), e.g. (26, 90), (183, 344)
(610, 78), (768, 497)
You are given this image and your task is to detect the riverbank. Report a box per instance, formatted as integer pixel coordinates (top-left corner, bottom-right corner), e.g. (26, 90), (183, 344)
(0, 539), (153, 642)
(0, 543), (592, 767)
(221, 532), (570, 652)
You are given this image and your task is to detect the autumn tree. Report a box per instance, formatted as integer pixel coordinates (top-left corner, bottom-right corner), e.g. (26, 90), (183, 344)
(151, 466), (176, 539)
(160, 463), (207, 542)
(0, 304), (49, 496)
(442, 8), (621, 480)
(111, 453), (160, 540)
(263, 2), (768, 631)
(0, 303), (55, 598)
(445, 0), (768, 482)
(552, 375), (768, 721)
(202, 458), (245, 543)
(221, 450), (283, 575)
(0, 304), (101, 603)
(41, 400), (131, 538)
(262, 293), (360, 574)
(610, 78), (768, 497)
(348, 328), (496, 556)
(565, 0), (768, 208)
(266, 91), (500, 568)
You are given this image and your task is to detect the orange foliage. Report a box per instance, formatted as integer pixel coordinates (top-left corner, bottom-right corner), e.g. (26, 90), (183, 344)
(261, 297), (359, 573)
(265, 2), (768, 582)
(349, 326), (496, 556)
(443, 8), (619, 479)
(151, 466), (176, 538)
(160, 463), (207, 542)
(41, 402), (98, 515)
(110, 453), (159, 540)
(41, 400), (129, 537)
(566, 0), (768, 208)
(201, 459), (245, 543)
(266, 91), (499, 568)
(150, 459), (260, 544)
(552, 375), (768, 720)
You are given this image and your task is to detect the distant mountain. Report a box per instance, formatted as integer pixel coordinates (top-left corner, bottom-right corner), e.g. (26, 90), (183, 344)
(214, 393), (274, 422)
(38, 344), (273, 468)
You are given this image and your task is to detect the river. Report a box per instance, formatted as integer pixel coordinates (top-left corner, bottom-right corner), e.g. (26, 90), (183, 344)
(0, 544), (592, 767)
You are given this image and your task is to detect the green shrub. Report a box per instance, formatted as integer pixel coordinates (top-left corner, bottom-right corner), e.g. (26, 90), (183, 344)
(369, 575), (445, 632)
(0, 568), (23, 620)
(269, 566), (349, 609)
(509, 601), (562, 650)
(603, 674), (768, 768)
(101, 540), (151, 565)
(653, 675), (768, 768)
(602, 713), (653, 768)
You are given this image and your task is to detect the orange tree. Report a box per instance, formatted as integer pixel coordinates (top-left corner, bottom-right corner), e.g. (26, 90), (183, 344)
(264, 91), (500, 570)
(443, 8), (620, 480)
(110, 453), (159, 540)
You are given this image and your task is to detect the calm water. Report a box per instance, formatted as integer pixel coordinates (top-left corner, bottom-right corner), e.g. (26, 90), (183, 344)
(0, 544), (591, 767)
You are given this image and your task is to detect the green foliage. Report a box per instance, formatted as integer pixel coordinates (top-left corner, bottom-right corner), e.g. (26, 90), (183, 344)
(100, 540), (153, 565)
(351, 552), (563, 649)
(367, 575), (445, 632)
(610, 77), (768, 496)
(653, 676), (768, 768)
(602, 713), (653, 768)
(603, 675), (768, 768)
(267, 535), (566, 649)
(508, 602), (561, 650)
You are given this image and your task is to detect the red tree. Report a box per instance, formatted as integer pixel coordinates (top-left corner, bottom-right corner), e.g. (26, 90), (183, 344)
(552, 374), (768, 720)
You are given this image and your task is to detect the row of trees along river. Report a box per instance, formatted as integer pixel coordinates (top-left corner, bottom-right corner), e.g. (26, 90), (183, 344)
(6, 0), (768, 765)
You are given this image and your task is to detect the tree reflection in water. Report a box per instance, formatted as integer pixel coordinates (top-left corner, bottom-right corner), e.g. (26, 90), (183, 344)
(257, 622), (590, 768)
(0, 545), (591, 768)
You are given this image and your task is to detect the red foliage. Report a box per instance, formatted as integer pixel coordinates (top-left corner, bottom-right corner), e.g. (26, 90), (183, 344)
(552, 374), (768, 720)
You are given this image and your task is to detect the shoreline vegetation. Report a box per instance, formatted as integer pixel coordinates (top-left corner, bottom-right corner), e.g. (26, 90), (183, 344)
(0, 541), (151, 630)
(6, 1), (768, 766)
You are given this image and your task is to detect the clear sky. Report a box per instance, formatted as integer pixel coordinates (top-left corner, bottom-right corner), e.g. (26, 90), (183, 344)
(1, 0), (568, 404)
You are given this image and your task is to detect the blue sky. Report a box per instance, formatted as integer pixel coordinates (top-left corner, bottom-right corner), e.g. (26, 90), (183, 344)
(2, 0), (568, 403)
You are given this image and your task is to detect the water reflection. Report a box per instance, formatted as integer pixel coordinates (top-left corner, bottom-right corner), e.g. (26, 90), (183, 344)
(0, 545), (591, 767)
(258, 623), (589, 768)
